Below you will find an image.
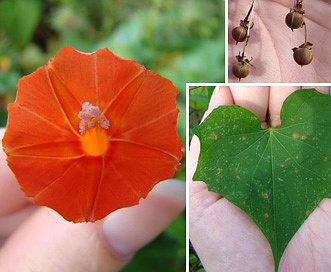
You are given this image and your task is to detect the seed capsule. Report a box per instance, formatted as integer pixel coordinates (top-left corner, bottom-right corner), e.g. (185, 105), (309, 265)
(292, 42), (313, 66)
(232, 26), (247, 44)
(285, 11), (304, 31)
(232, 61), (251, 81)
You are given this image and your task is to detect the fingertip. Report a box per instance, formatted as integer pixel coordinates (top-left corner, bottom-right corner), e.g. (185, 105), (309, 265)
(269, 87), (297, 128)
(270, 117), (281, 128)
(201, 87), (233, 122)
(261, 122), (268, 129)
(230, 86), (269, 123)
(208, 86), (234, 109)
(302, 86), (330, 94)
(189, 135), (200, 181)
(0, 128), (30, 216)
(150, 179), (186, 207)
(102, 179), (185, 257)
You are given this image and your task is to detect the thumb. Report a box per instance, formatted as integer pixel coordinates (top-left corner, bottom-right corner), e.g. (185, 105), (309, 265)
(268, 87), (297, 128)
(0, 179), (185, 272)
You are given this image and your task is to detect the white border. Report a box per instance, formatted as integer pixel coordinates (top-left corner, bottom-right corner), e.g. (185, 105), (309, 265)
(188, 82), (331, 87)
(225, 0), (229, 83)
(185, 83), (189, 271)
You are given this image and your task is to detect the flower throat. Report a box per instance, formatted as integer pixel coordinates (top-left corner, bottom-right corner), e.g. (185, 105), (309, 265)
(78, 102), (110, 156)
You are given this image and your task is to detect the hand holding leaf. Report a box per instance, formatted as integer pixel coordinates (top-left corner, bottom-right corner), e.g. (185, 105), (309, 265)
(190, 87), (331, 271)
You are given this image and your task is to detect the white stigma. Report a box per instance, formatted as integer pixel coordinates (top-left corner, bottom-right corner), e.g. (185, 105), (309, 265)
(78, 102), (110, 134)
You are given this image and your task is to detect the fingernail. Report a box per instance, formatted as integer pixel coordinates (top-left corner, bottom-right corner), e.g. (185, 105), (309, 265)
(261, 122), (268, 129)
(270, 117), (281, 128)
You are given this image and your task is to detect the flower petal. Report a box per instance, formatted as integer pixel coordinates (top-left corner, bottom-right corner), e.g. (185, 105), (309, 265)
(7, 156), (104, 222)
(108, 70), (182, 159)
(47, 46), (146, 132)
(3, 66), (80, 156)
(90, 142), (181, 221)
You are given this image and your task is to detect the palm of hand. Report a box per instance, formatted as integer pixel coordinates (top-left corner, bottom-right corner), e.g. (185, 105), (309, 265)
(191, 180), (331, 271)
(228, 0), (331, 83)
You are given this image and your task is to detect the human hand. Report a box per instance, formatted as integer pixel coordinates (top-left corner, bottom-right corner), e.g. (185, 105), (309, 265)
(0, 127), (185, 271)
(190, 86), (331, 271)
(228, 0), (331, 83)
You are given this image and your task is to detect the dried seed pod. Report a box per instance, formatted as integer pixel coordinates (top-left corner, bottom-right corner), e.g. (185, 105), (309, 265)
(232, 54), (253, 81)
(292, 42), (313, 66)
(232, 26), (247, 44)
(232, 61), (250, 80)
(285, 11), (304, 31)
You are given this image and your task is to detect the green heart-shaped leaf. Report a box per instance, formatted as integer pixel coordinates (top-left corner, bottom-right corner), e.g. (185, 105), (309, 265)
(193, 89), (331, 271)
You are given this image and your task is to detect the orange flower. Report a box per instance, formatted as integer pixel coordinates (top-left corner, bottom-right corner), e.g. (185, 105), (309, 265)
(2, 46), (182, 223)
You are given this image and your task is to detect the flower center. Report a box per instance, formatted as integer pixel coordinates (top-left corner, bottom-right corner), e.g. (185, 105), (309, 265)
(80, 126), (109, 156)
(78, 102), (110, 157)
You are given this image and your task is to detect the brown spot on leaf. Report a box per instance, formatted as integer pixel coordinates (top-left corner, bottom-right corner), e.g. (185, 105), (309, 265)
(324, 157), (328, 162)
(211, 132), (217, 140)
(241, 136), (246, 141)
(306, 211), (311, 216)
(301, 135), (307, 140)
(236, 175), (241, 180)
(312, 137), (317, 141)
(264, 213), (269, 218)
(280, 164), (285, 168)
(262, 193), (268, 199)
(293, 133), (299, 139)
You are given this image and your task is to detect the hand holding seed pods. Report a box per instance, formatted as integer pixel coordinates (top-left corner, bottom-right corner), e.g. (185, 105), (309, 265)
(230, 0), (314, 81)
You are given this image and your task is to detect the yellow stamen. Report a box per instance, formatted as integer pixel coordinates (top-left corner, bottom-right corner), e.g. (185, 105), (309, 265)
(80, 126), (109, 157)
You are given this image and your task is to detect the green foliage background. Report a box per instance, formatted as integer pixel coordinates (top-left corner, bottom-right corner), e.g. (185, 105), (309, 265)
(0, 0), (224, 271)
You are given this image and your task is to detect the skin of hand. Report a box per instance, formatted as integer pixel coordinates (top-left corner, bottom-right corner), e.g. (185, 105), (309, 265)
(190, 86), (331, 271)
(228, 0), (331, 83)
(0, 128), (185, 272)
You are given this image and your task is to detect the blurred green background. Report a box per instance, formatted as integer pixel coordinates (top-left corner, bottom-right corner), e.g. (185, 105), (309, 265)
(0, 0), (224, 271)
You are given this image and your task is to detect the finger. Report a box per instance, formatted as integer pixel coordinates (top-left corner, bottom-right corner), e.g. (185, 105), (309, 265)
(302, 86), (330, 94)
(0, 205), (37, 245)
(0, 179), (185, 271)
(280, 198), (331, 271)
(0, 128), (30, 217)
(0, 207), (124, 272)
(102, 179), (185, 256)
(230, 87), (269, 124)
(201, 86), (234, 122)
(190, 87), (232, 219)
(190, 86), (233, 181)
(190, 135), (222, 219)
(269, 86), (299, 128)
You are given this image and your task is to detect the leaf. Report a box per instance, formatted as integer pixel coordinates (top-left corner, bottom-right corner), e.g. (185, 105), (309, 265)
(192, 89), (331, 271)
(0, 0), (42, 48)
